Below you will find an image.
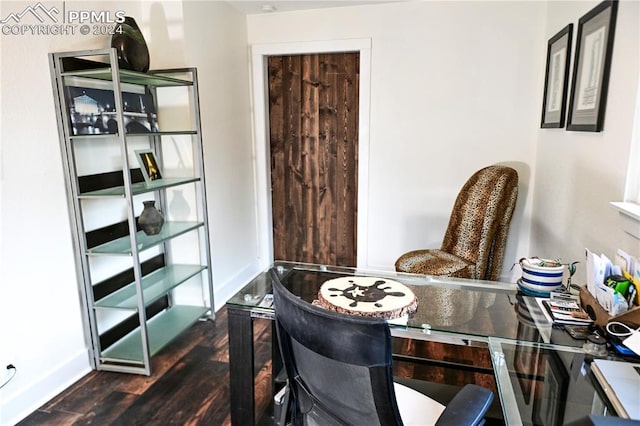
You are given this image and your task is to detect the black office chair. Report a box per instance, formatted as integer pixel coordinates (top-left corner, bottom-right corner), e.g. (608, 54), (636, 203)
(270, 269), (494, 426)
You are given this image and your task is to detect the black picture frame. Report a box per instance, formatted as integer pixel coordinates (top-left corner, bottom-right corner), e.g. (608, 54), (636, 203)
(135, 150), (163, 184)
(541, 24), (573, 128)
(566, 0), (618, 132)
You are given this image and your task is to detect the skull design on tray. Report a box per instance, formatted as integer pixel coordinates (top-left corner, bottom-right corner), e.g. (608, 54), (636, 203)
(327, 279), (407, 308)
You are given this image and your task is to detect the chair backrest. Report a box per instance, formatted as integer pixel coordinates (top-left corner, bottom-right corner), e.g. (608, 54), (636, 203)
(270, 269), (403, 426)
(441, 165), (518, 281)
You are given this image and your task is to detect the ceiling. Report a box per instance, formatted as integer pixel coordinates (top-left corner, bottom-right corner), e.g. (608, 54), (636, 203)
(225, 0), (404, 15)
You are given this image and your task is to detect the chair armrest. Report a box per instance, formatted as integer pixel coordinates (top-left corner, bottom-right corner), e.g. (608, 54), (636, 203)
(435, 384), (494, 426)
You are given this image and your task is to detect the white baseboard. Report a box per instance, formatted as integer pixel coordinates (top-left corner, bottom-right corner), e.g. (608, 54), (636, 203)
(1, 350), (91, 426)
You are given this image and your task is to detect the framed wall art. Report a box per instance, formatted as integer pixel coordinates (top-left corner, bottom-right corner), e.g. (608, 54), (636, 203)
(135, 150), (163, 184)
(566, 0), (618, 132)
(541, 24), (573, 128)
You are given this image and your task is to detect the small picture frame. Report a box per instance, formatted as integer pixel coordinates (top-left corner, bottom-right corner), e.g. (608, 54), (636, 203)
(135, 150), (163, 184)
(541, 24), (573, 128)
(567, 0), (618, 132)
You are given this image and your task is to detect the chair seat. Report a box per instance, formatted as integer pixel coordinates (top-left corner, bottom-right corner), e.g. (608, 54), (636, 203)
(395, 249), (474, 278)
(394, 382), (445, 426)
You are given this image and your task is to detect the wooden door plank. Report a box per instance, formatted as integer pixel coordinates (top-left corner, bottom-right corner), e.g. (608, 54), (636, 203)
(269, 53), (359, 266)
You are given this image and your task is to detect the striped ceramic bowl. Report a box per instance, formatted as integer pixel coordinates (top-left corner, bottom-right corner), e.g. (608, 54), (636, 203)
(519, 257), (564, 290)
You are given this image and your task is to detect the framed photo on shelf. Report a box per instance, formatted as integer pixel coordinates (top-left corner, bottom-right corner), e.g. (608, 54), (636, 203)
(135, 150), (163, 184)
(121, 92), (159, 134)
(540, 24), (573, 128)
(65, 86), (117, 135)
(65, 87), (159, 135)
(566, 0), (618, 132)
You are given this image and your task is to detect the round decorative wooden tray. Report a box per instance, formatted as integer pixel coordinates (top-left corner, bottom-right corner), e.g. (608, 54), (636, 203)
(316, 276), (418, 320)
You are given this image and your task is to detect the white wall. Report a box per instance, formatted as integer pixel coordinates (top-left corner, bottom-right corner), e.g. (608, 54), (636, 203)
(531, 0), (640, 284)
(0, 1), (257, 424)
(179, 1), (261, 307)
(247, 1), (545, 277)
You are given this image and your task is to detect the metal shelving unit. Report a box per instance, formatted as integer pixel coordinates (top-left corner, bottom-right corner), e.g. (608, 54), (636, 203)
(49, 48), (214, 375)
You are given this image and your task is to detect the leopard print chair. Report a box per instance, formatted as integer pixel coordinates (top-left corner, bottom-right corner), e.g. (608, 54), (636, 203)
(395, 165), (518, 282)
(395, 165), (518, 325)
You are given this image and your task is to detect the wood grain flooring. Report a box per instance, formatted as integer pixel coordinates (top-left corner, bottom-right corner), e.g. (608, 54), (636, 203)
(17, 308), (275, 426)
(17, 307), (502, 425)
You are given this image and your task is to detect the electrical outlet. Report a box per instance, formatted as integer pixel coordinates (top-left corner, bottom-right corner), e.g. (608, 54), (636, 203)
(0, 352), (15, 383)
(1, 363), (14, 384)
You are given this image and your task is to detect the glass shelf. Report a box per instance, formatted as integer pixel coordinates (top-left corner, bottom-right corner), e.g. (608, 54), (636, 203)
(62, 68), (193, 87)
(95, 264), (207, 309)
(87, 222), (204, 255)
(79, 177), (200, 198)
(101, 305), (209, 363)
(69, 130), (198, 141)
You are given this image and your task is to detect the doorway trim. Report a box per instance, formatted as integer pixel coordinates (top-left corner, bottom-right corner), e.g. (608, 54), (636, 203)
(251, 38), (372, 269)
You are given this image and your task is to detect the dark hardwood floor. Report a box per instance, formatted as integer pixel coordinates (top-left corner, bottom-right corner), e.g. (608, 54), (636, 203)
(18, 307), (502, 425)
(17, 308), (275, 426)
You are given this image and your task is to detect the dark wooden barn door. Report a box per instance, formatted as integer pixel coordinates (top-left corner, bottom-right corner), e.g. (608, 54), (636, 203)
(268, 52), (359, 266)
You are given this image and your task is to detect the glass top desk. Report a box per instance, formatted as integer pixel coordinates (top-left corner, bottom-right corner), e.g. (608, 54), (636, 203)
(226, 262), (616, 425)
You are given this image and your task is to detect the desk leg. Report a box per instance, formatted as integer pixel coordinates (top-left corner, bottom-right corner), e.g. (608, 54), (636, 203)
(228, 307), (255, 426)
(272, 326), (283, 388)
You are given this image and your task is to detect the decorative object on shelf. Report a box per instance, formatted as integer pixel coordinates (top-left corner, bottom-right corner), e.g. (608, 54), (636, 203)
(135, 149), (163, 184)
(111, 16), (150, 73)
(122, 92), (159, 133)
(138, 200), (164, 235)
(567, 0), (618, 132)
(540, 24), (573, 128)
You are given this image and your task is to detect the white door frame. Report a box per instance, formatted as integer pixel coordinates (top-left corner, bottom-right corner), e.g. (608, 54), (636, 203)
(250, 38), (372, 269)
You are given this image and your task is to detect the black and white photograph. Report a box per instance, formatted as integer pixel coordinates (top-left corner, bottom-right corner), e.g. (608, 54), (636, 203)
(121, 92), (160, 133)
(541, 24), (572, 128)
(66, 87), (159, 135)
(65, 86), (117, 135)
(566, 0), (618, 131)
